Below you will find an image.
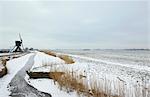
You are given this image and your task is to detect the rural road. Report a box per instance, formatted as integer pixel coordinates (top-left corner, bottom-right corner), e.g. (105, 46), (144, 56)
(9, 53), (51, 97)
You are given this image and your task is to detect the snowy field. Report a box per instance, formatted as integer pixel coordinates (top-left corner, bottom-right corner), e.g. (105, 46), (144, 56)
(54, 49), (150, 67)
(0, 50), (149, 97)
(55, 50), (150, 96)
(27, 50), (150, 97)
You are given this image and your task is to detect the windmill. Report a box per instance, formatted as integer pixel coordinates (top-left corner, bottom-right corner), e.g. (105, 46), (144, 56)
(11, 33), (24, 52)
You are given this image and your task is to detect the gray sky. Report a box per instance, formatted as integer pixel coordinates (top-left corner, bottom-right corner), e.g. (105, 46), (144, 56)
(0, 0), (149, 49)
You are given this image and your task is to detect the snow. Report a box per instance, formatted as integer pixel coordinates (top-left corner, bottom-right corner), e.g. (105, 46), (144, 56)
(0, 50), (148, 97)
(0, 52), (21, 57)
(69, 54), (150, 72)
(26, 52), (85, 97)
(30, 52), (65, 72)
(28, 51), (150, 97)
(55, 50), (150, 96)
(0, 53), (10, 56)
(0, 53), (34, 97)
(25, 74), (79, 97)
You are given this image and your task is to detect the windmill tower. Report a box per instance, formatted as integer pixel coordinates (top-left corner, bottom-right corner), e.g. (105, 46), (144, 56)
(11, 33), (24, 52)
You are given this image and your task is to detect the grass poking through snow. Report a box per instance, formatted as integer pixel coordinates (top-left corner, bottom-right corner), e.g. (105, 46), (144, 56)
(41, 50), (75, 64)
(57, 55), (75, 64)
(40, 50), (57, 57)
(49, 69), (120, 97)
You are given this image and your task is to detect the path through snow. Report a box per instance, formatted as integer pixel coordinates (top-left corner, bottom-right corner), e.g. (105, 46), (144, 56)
(9, 53), (51, 97)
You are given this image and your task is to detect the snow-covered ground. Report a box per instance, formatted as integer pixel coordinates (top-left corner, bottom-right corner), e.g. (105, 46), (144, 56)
(0, 53), (34, 97)
(1, 50), (149, 97)
(30, 52), (65, 72)
(25, 74), (79, 97)
(0, 53), (10, 56)
(54, 49), (150, 67)
(26, 52), (82, 97)
(0, 52), (21, 57)
(69, 54), (150, 97)
(28, 50), (150, 97)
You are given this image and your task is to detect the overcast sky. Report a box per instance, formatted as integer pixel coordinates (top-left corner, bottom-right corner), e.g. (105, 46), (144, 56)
(0, 0), (149, 49)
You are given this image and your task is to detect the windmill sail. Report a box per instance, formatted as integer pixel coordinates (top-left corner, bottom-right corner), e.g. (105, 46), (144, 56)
(19, 33), (24, 50)
(19, 33), (22, 42)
